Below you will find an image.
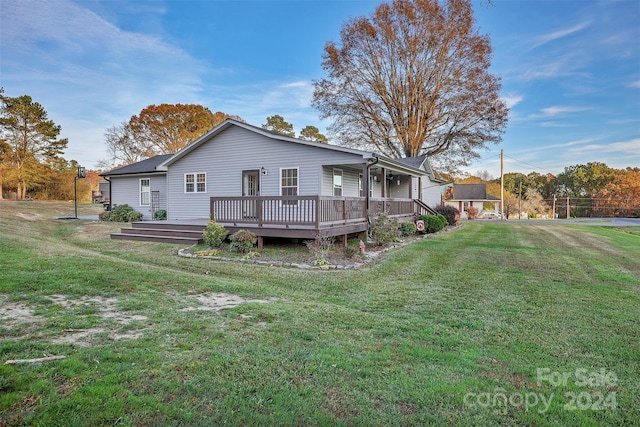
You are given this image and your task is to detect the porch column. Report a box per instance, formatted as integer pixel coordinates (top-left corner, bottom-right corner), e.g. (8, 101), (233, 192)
(381, 168), (386, 198)
(408, 176), (413, 199)
(362, 163), (369, 217)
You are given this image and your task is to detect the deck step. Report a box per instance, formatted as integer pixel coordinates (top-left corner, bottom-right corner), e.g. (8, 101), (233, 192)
(110, 220), (207, 244)
(111, 232), (202, 245)
(120, 227), (204, 239)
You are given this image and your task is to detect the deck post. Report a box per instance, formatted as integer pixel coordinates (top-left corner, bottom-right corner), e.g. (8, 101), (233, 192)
(257, 197), (263, 227)
(257, 236), (264, 250)
(315, 195), (320, 230)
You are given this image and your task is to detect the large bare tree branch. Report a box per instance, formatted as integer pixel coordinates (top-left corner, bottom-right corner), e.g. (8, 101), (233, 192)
(312, 0), (508, 169)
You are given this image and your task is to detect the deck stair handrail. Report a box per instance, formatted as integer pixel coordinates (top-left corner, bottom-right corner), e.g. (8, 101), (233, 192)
(413, 199), (439, 215)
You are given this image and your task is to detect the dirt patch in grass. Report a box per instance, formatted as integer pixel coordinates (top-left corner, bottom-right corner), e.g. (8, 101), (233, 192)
(179, 292), (278, 312)
(14, 212), (42, 221)
(1, 292), (279, 347)
(0, 300), (46, 329)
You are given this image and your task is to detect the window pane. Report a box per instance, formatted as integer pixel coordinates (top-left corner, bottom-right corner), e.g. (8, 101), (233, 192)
(333, 169), (342, 196)
(141, 179), (150, 205)
(281, 168), (298, 205)
(197, 182), (206, 192)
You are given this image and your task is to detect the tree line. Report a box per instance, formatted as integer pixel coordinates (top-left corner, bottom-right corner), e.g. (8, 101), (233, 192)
(0, 90), (326, 200)
(457, 163), (640, 218)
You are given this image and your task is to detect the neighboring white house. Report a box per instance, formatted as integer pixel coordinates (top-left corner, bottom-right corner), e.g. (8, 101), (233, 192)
(101, 119), (444, 220)
(442, 183), (500, 218)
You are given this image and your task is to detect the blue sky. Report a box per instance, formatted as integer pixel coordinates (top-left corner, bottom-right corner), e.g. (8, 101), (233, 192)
(1, 0), (638, 178)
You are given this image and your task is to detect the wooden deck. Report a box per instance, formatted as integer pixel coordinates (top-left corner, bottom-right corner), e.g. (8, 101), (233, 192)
(111, 196), (433, 245)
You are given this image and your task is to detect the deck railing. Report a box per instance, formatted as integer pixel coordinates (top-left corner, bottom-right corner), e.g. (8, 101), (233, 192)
(210, 196), (417, 228)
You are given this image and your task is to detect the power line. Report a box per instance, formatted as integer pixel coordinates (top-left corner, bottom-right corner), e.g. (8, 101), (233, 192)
(503, 154), (558, 175)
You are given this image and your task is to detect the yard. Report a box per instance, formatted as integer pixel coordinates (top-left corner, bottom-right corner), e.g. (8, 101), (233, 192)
(1, 201), (638, 426)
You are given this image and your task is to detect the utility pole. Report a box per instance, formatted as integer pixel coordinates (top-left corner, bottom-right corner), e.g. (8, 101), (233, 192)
(566, 196), (570, 219)
(552, 194), (556, 219)
(518, 179), (522, 220)
(500, 149), (504, 220)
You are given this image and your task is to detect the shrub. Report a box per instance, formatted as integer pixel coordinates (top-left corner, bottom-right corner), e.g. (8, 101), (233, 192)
(399, 221), (417, 237)
(434, 205), (459, 226)
(342, 244), (359, 258)
(370, 214), (400, 246)
(229, 229), (258, 253)
(467, 206), (479, 219)
(420, 214), (446, 233)
(101, 204), (143, 222)
(153, 209), (167, 220)
(202, 220), (228, 248)
(304, 231), (334, 262)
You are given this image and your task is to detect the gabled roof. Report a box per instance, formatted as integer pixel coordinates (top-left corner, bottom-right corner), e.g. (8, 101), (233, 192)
(100, 119), (442, 179)
(396, 155), (427, 170)
(100, 154), (173, 177)
(447, 184), (500, 201)
(158, 119), (376, 170)
(395, 155), (448, 183)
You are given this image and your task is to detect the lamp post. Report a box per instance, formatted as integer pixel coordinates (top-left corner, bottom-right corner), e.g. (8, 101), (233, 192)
(74, 166), (86, 219)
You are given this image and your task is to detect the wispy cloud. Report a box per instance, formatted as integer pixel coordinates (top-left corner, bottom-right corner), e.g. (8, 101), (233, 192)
(531, 21), (592, 49)
(629, 80), (640, 89)
(569, 138), (640, 155)
(514, 138), (598, 156)
(502, 94), (524, 109)
(540, 105), (590, 117)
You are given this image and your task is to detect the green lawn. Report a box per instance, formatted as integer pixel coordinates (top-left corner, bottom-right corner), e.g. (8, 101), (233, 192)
(1, 201), (638, 426)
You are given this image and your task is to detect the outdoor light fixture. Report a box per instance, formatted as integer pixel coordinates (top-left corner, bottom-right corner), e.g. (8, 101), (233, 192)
(261, 166), (267, 176)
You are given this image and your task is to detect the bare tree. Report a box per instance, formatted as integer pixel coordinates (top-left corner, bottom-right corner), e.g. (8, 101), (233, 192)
(312, 0), (508, 169)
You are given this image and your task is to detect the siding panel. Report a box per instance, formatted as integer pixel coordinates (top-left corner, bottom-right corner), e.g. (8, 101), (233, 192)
(110, 174), (166, 220)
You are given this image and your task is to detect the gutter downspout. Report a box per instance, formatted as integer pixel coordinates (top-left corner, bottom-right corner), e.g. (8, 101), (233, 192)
(365, 156), (379, 216)
(104, 176), (112, 211)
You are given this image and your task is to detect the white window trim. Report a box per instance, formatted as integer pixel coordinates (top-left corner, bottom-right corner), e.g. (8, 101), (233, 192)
(279, 167), (299, 207)
(333, 168), (343, 197)
(184, 172), (207, 194)
(140, 178), (150, 206)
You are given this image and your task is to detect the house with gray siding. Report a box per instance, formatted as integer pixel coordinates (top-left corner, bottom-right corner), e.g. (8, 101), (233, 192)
(101, 119), (445, 245)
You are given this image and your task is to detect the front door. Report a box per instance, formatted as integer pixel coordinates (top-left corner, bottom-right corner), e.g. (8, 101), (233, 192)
(242, 170), (260, 218)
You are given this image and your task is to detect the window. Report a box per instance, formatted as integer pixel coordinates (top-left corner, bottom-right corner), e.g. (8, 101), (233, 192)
(280, 168), (298, 206)
(333, 168), (343, 196)
(185, 173), (206, 193)
(140, 179), (150, 206)
(359, 174), (374, 197)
